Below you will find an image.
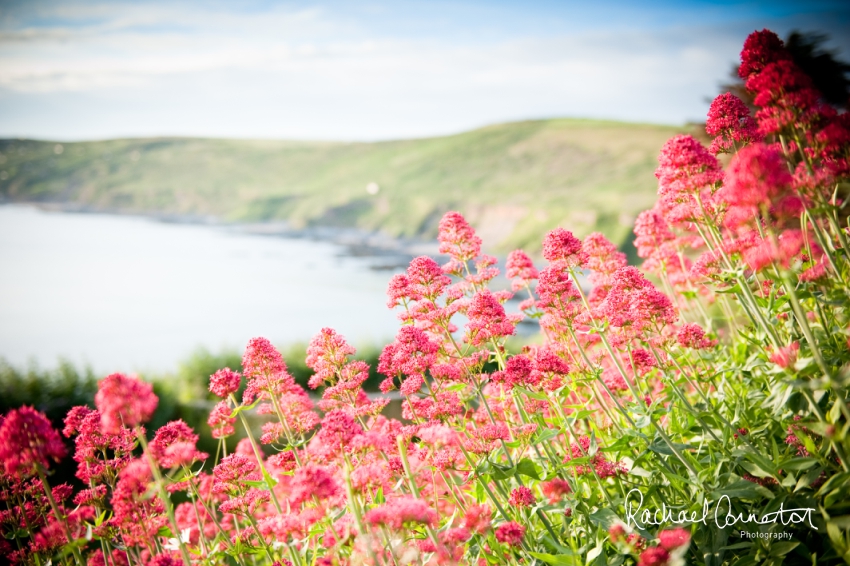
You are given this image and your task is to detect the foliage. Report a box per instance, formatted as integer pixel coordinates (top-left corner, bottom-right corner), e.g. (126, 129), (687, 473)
(2, 29), (850, 566)
(0, 358), (98, 424)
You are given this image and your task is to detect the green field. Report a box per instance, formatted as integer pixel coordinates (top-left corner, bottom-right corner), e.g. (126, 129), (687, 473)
(0, 118), (694, 253)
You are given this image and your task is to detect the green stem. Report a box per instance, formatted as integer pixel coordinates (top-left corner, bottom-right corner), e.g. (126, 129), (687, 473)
(135, 432), (191, 566)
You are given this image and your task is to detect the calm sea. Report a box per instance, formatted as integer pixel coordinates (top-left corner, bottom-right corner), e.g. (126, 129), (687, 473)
(0, 205), (402, 373)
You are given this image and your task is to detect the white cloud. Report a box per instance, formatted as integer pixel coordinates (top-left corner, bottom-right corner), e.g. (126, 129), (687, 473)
(0, 1), (846, 139)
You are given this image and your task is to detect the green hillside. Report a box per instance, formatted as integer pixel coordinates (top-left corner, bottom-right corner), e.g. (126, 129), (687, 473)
(0, 118), (690, 253)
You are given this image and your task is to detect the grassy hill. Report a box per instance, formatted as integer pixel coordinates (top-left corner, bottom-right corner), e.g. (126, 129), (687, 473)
(0, 118), (692, 253)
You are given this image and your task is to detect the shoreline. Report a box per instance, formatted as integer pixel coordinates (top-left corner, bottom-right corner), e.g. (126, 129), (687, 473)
(5, 199), (440, 271)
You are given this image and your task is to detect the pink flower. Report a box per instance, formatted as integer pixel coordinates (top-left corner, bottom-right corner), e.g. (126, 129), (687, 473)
(262, 390), (319, 437)
(150, 420), (207, 468)
(542, 228), (586, 267)
(89, 549), (129, 566)
(598, 267), (677, 341)
(738, 29), (791, 79)
(530, 345), (570, 375)
(111, 458), (166, 544)
(658, 527), (691, 550)
(438, 211), (482, 262)
(535, 264), (582, 324)
(95, 373), (158, 433)
(407, 256), (452, 299)
(378, 326), (439, 377)
(633, 207), (675, 261)
(508, 486), (535, 507)
(720, 143), (793, 220)
(306, 327), (357, 388)
(494, 521), (525, 547)
(74, 484), (108, 506)
(267, 450), (297, 473)
(706, 93), (762, 154)
(564, 436), (626, 478)
(638, 546), (671, 566)
(770, 342), (800, 368)
(219, 488), (270, 516)
(676, 323), (716, 350)
(350, 462), (392, 494)
(386, 273), (420, 308)
(259, 510), (321, 542)
(463, 422), (510, 454)
(365, 496), (438, 530)
(63, 405), (94, 437)
(540, 478), (572, 503)
(582, 232), (627, 286)
(492, 354), (537, 389)
(209, 367), (241, 398)
(465, 289), (517, 345)
(655, 135), (723, 223)
(213, 454), (260, 495)
(242, 338), (297, 403)
(399, 373), (424, 395)
(64, 406), (135, 484)
(602, 368), (628, 392)
(208, 400), (236, 439)
(609, 523), (626, 542)
(462, 503), (492, 534)
(506, 249), (538, 291)
(289, 464), (339, 506)
(0, 406), (66, 479)
(243, 337), (286, 379)
(317, 409), (361, 449)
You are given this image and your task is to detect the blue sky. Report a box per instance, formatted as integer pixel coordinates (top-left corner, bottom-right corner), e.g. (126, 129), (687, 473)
(0, 0), (848, 141)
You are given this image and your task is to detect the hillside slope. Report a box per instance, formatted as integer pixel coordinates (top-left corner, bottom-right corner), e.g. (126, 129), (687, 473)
(0, 118), (688, 253)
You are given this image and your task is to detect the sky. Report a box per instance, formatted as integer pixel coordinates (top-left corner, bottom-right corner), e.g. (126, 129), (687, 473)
(0, 0), (848, 141)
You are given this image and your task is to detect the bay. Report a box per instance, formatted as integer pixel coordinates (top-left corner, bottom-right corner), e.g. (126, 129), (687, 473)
(0, 205), (402, 373)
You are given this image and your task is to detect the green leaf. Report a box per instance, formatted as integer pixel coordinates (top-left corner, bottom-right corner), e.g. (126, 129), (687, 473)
(634, 414), (651, 428)
(588, 433), (598, 457)
(769, 541), (799, 557)
(527, 552), (581, 565)
(588, 508), (620, 530)
(796, 467), (824, 491)
(742, 450), (778, 476)
(516, 458), (542, 480)
(587, 542), (604, 562)
(533, 427), (561, 445)
(828, 515), (850, 529)
(711, 479), (771, 500)
(828, 398), (843, 424)
(488, 462), (516, 480)
(738, 460), (773, 479)
(780, 457), (818, 471)
(513, 387), (549, 401)
(562, 456), (590, 468)
(4, 528), (28, 540)
(229, 398), (261, 418)
(156, 526), (173, 538)
(629, 466), (653, 478)
(721, 542), (754, 550)
(816, 471), (850, 497)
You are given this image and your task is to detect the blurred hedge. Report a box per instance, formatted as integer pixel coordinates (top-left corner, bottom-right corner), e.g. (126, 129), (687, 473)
(0, 343), (385, 487)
